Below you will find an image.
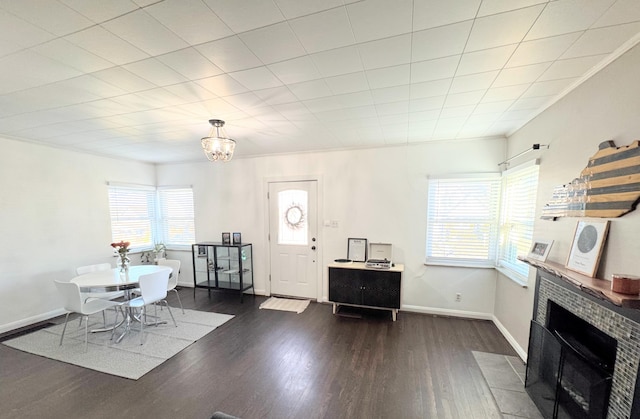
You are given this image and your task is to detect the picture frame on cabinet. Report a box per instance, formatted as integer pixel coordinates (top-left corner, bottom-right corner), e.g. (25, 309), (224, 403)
(222, 232), (231, 245)
(233, 232), (241, 244)
(347, 238), (367, 262)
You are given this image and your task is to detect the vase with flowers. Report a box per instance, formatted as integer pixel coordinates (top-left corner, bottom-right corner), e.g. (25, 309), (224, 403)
(111, 241), (131, 272)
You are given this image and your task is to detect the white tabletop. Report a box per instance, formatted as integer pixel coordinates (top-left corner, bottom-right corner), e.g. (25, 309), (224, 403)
(71, 265), (172, 292)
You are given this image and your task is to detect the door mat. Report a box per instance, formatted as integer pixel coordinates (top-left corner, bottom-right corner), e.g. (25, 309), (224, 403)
(259, 297), (310, 314)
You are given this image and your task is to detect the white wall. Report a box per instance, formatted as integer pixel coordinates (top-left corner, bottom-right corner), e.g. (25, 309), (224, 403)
(495, 43), (640, 356)
(0, 138), (156, 333)
(157, 138), (506, 317)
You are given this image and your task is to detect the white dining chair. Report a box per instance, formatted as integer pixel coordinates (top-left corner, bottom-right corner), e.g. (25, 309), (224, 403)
(55, 280), (122, 351)
(117, 269), (177, 345)
(156, 259), (184, 314)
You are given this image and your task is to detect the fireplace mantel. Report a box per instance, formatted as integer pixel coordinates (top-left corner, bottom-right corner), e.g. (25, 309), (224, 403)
(520, 257), (640, 309)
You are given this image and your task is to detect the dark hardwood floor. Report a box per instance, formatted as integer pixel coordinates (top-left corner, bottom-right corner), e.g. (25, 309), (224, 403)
(0, 289), (517, 419)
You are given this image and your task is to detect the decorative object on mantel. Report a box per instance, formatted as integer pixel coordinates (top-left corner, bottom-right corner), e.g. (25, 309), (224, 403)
(611, 273), (640, 295)
(542, 140), (640, 219)
(201, 119), (235, 162)
(111, 241), (130, 272)
(566, 220), (609, 277)
(527, 238), (553, 262)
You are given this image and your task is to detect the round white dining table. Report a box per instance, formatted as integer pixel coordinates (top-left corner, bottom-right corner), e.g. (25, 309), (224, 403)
(71, 265), (173, 342)
(70, 265), (172, 293)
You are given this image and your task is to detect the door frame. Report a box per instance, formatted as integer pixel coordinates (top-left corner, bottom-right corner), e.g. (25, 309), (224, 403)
(263, 175), (324, 302)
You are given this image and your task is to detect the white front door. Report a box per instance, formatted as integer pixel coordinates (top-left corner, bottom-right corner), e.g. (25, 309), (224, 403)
(268, 180), (318, 299)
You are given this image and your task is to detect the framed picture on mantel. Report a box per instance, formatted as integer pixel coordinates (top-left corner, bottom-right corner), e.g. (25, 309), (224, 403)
(566, 220), (610, 277)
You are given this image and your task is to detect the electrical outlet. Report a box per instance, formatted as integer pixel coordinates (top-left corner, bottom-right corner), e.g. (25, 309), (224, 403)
(455, 293), (462, 302)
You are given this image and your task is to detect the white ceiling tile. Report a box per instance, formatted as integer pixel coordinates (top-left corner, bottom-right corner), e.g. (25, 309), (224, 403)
(0, 50), (82, 94)
(146, 0), (233, 45)
(347, 0), (413, 43)
(508, 95), (552, 110)
(60, 0), (138, 23)
(457, 44), (518, 75)
(302, 96), (341, 113)
(410, 56), (459, 83)
(521, 78), (578, 98)
(440, 105), (475, 119)
(288, 79), (333, 100)
(253, 86), (299, 105)
(444, 90), (486, 107)
(561, 23), (640, 59)
(157, 48), (223, 80)
(413, 0), (481, 31)
(538, 54), (608, 81)
(506, 32), (581, 67)
(203, 0), (285, 33)
(311, 46), (364, 77)
(0, 0), (93, 36)
(240, 22), (306, 64)
(0, 10), (56, 50)
(467, 5), (545, 51)
(31, 38), (114, 73)
(492, 62), (550, 87)
(371, 85), (411, 104)
(412, 21), (473, 62)
(482, 84), (530, 102)
(223, 92), (268, 111)
(162, 82), (220, 103)
(268, 56), (322, 85)
(410, 95), (446, 112)
(450, 71), (499, 94)
(195, 74), (249, 97)
(91, 66), (156, 93)
(367, 64), (410, 89)
(473, 99), (512, 114)
(272, 102), (315, 121)
(196, 36), (262, 73)
(123, 58), (188, 87)
(326, 72), (369, 95)
(410, 79), (452, 99)
(56, 75), (128, 99)
(64, 25), (149, 65)
(335, 91), (374, 108)
(478, 0), (549, 17)
(290, 7), (355, 53)
(594, 0), (640, 27)
(102, 10), (188, 56)
(274, 0), (343, 19)
(358, 34), (411, 70)
(229, 67), (283, 90)
(525, 0), (616, 41)
(376, 102), (410, 117)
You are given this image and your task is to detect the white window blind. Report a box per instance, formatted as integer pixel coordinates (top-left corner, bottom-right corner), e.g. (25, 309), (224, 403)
(158, 187), (195, 248)
(425, 175), (501, 268)
(497, 160), (540, 281)
(108, 185), (156, 251)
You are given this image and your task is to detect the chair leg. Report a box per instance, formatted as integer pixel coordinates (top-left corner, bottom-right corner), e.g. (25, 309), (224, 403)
(171, 288), (185, 314)
(163, 300), (178, 327)
(110, 307), (120, 341)
(139, 306), (145, 345)
(84, 315), (89, 352)
(59, 312), (70, 346)
(102, 310), (106, 326)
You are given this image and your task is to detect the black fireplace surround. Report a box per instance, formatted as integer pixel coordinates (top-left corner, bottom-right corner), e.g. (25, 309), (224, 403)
(526, 268), (640, 419)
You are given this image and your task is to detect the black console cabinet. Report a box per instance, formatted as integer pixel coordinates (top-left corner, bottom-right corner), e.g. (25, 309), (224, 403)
(328, 262), (403, 321)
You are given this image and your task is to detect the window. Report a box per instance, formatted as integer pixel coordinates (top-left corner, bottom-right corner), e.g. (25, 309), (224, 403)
(497, 161), (540, 282)
(425, 160), (539, 282)
(425, 174), (501, 268)
(108, 184), (195, 251)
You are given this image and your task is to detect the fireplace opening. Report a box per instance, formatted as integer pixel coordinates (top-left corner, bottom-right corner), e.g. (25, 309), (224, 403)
(526, 301), (618, 418)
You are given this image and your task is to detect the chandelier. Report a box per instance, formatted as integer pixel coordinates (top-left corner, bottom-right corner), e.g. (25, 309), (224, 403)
(201, 119), (236, 162)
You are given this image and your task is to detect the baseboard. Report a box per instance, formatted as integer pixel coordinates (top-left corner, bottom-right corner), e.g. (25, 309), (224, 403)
(0, 308), (66, 335)
(491, 315), (528, 362)
(401, 304), (494, 320)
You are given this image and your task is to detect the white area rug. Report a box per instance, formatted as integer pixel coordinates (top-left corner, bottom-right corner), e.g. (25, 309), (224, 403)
(2, 308), (233, 380)
(259, 297), (310, 314)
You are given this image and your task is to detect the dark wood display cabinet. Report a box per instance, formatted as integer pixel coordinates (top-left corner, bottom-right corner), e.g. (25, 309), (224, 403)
(192, 242), (254, 302)
(328, 262), (403, 321)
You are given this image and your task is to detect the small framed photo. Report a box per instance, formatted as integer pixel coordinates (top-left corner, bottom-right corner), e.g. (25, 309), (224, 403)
(528, 239), (553, 262)
(347, 238), (367, 262)
(197, 245), (207, 257)
(233, 232), (242, 244)
(221, 232), (231, 245)
(566, 220), (610, 277)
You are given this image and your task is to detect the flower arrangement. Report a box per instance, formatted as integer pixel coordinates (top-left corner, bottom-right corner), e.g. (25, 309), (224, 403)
(111, 241), (130, 271)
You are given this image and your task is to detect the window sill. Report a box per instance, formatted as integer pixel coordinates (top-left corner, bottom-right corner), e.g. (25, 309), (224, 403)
(495, 266), (528, 288)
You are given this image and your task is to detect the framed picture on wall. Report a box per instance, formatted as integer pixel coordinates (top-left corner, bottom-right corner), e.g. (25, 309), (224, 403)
(233, 232), (241, 244)
(528, 239), (553, 262)
(566, 220), (610, 277)
(222, 232), (231, 245)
